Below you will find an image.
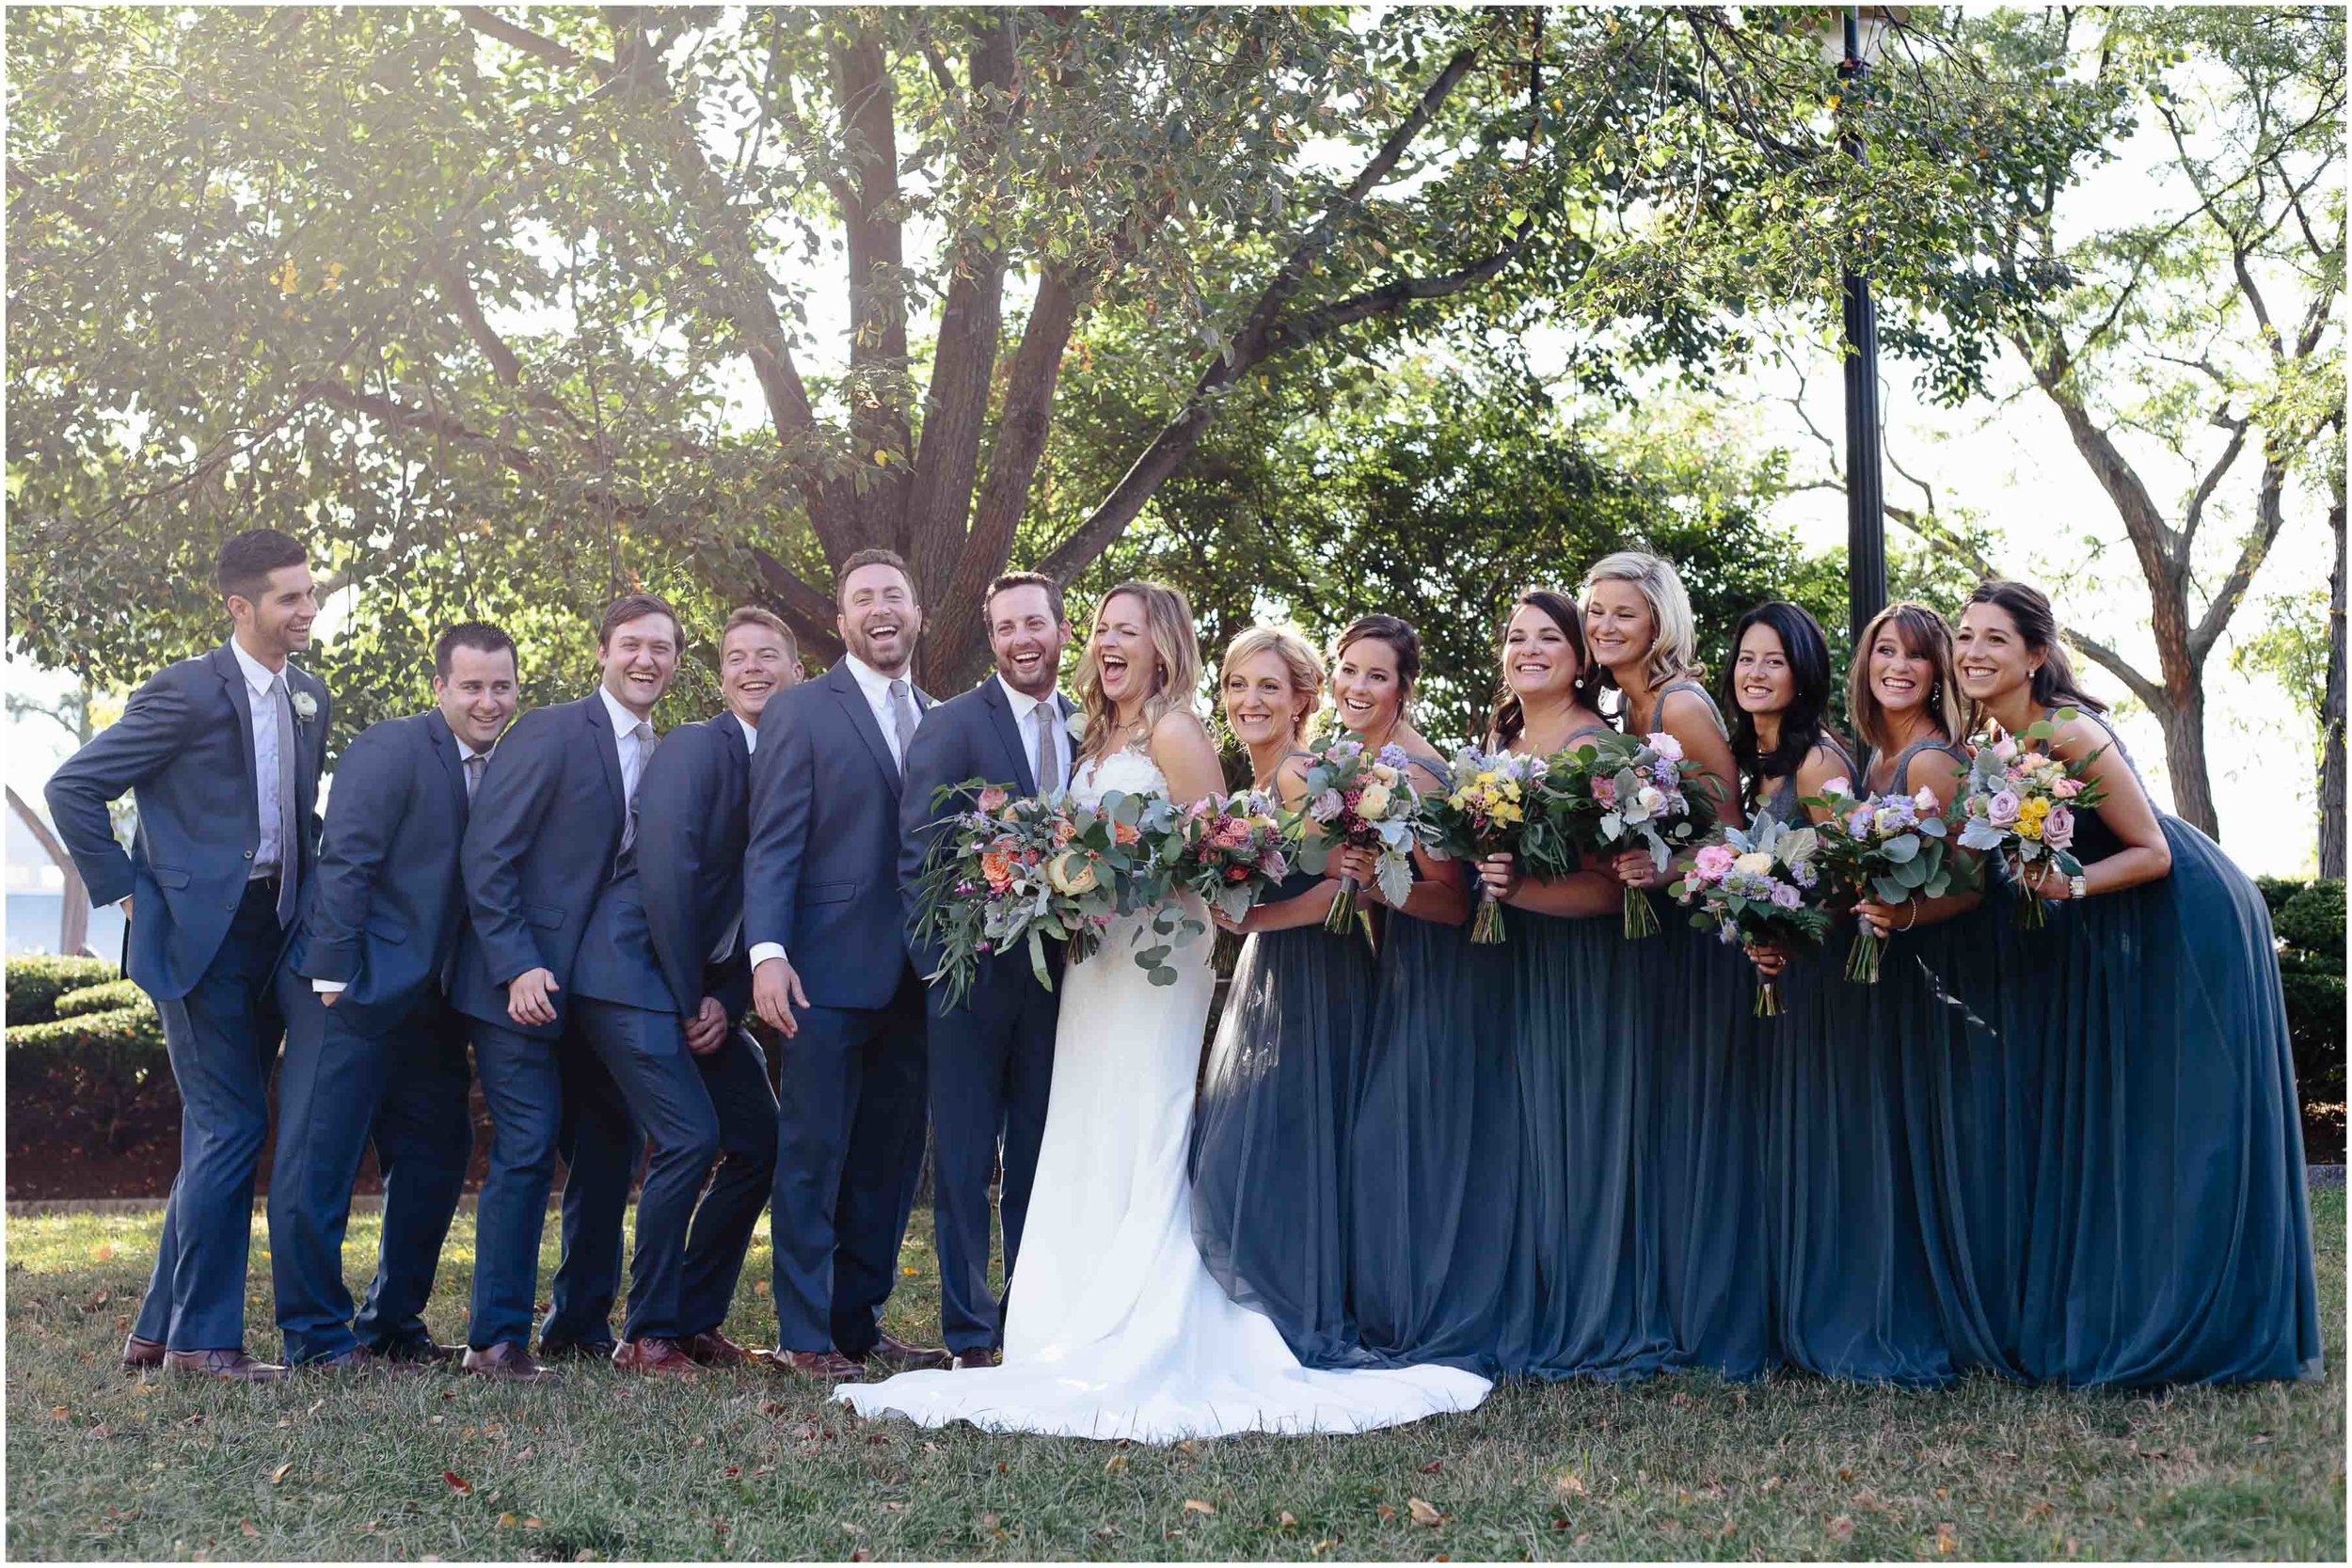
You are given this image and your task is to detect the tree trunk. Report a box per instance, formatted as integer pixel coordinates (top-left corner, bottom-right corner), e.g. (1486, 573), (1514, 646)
(2154, 682), (2219, 841)
(2321, 483), (2346, 878)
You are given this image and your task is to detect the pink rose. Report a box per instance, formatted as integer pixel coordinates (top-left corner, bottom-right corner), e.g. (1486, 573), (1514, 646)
(1692, 843), (1737, 883)
(976, 786), (1010, 813)
(1647, 731), (1685, 762)
(2052, 777), (2082, 800)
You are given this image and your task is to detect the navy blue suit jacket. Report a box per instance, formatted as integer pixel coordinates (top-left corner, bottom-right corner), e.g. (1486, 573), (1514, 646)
(898, 678), (1075, 979)
(572, 714), (754, 1021)
(285, 708), (475, 1031)
(451, 692), (628, 1037)
(44, 642), (329, 1000)
(745, 660), (931, 1012)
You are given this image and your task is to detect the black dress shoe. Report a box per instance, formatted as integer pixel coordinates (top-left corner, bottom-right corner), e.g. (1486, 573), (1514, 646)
(463, 1342), (559, 1382)
(535, 1336), (620, 1363)
(949, 1347), (1001, 1370)
(861, 1332), (952, 1372)
(372, 1337), (463, 1366)
(305, 1346), (402, 1374)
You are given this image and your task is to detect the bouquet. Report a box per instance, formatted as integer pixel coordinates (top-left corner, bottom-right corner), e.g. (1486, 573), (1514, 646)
(1414, 746), (1573, 943)
(1293, 736), (1422, 942)
(1130, 789), (1298, 984)
(910, 780), (1157, 1008)
(1801, 776), (1958, 983)
(1542, 730), (1719, 938)
(1669, 815), (1833, 1016)
(1955, 709), (2108, 928)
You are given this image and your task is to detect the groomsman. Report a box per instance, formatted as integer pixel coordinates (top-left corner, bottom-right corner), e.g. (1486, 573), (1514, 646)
(45, 528), (329, 1381)
(568, 607), (792, 1374)
(268, 623), (518, 1370)
(747, 548), (949, 1379)
(898, 571), (1075, 1369)
(450, 593), (679, 1380)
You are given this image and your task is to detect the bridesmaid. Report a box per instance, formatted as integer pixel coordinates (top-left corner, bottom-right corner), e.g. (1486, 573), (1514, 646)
(1955, 579), (2320, 1386)
(1335, 615), (1526, 1376)
(1471, 590), (1673, 1382)
(1840, 600), (2021, 1380)
(1190, 626), (1379, 1368)
(1734, 601), (1952, 1386)
(1580, 551), (1772, 1378)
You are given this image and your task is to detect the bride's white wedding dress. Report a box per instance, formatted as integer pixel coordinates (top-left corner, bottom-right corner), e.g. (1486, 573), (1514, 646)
(839, 745), (1491, 1441)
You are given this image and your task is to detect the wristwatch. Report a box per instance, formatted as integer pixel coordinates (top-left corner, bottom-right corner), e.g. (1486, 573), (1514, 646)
(2067, 874), (2088, 901)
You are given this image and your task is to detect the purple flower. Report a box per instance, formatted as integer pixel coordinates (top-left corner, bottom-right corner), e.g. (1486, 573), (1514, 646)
(1313, 788), (1344, 819)
(1376, 743), (1409, 768)
(1987, 789), (2021, 828)
(2042, 804), (2074, 851)
(1847, 805), (1875, 837)
(1770, 882), (1802, 911)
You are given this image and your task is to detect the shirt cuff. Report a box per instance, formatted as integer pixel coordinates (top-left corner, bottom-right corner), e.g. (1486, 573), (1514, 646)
(748, 942), (788, 970)
(312, 979), (347, 995)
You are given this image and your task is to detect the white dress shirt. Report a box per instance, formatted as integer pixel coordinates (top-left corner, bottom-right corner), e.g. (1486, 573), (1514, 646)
(599, 686), (657, 807)
(228, 637), (288, 880)
(316, 733), (484, 997)
(997, 674), (1072, 794)
(748, 657), (917, 974)
(735, 712), (759, 755)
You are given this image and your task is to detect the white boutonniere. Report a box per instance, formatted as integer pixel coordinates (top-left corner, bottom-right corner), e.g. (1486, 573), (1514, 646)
(1064, 708), (1087, 743)
(291, 690), (318, 724)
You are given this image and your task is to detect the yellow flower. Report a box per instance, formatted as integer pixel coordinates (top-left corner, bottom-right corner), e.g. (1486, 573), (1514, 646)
(1045, 850), (1100, 896)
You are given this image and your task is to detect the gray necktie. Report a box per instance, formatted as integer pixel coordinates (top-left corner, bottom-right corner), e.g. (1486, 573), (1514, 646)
(619, 721), (656, 852)
(463, 752), (485, 801)
(887, 679), (919, 770)
(1033, 703), (1061, 794)
(270, 674), (299, 927)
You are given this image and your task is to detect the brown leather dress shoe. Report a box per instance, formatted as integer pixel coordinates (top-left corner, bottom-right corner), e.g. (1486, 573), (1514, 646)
(767, 1347), (866, 1381)
(612, 1337), (702, 1376)
(949, 1347), (1001, 1370)
(683, 1330), (753, 1369)
(862, 1332), (952, 1372)
(166, 1348), (288, 1383)
(121, 1334), (167, 1372)
(462, 1342), (559, 1382)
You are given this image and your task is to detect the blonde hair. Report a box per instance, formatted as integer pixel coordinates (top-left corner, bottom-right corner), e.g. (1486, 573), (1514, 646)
(1219, 625), (1326, 745)
(1847, 600), (1965, 761)
(1074, 580), (1203, 761)
(1581, 550), (1701, 696)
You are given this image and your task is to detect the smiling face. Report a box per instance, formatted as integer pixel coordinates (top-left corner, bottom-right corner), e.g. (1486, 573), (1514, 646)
(1731, 623), (1795, 719)
(1089, 591), (1156, 709)
(596, 611), (680, 719)
(230, 562), (320, 663)
(1955, 600), (2037, 705)
(1581, 578), (1655, 678)
(988, 583), (1071, 701)
(435, 642), (519, 752)
(1866, 622), (1934, 721)
(837, 562), (921, 676)
(1222, 648), (1310, 751)
(721, 621), (798, 727)
(1330, 635), (1406, 737)
(1502, 602), (1581, 703)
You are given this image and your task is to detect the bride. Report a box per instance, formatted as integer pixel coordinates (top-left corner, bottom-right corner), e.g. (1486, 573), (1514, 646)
(839, 581), (1492, 1441)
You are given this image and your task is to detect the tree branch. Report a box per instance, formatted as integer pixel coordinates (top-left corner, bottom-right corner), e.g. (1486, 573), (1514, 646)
(455, 6), (608, 75)
(751, 546), (845, 662)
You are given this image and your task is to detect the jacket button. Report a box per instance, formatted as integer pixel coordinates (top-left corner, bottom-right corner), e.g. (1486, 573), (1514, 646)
(244, 850), (254, 859)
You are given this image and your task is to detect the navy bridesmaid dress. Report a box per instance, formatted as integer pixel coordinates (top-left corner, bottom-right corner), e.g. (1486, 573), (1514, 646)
(1347, 752), (1532, 1377)
(1512, 726), (1677, 1381)
(2006, 711), (2321, 1386)
(1191, 863), (1380, 1368)
(1764, 736), (1972, 1386)
(1629, 683), (1776, 1379)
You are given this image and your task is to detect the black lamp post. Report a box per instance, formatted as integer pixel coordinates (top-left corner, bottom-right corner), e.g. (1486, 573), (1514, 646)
(1832, 7), (1892, 647)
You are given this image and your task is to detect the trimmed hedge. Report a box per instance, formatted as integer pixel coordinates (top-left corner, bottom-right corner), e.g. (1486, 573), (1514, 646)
(5, 955), (119, 1025)
(2256, 879), (2346, 1109)
(53, 978), (147, 1019)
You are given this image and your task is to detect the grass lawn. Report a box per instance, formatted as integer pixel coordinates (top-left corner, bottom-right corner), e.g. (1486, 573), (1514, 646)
(6, 1193), (2342, 1561)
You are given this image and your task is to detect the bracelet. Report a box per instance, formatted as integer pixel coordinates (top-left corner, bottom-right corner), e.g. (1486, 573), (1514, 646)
(1899, 902), (1919, 932)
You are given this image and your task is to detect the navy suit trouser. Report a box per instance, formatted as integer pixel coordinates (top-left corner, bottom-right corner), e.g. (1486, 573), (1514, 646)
(133, 880), (286, 1353)
(925, 957), (1058, 1354)
(575, 999), (777, 1341)
(267, 981), (472, 1364)
(770, 970), (930, 1355)
(541, 1030), (638, 1350)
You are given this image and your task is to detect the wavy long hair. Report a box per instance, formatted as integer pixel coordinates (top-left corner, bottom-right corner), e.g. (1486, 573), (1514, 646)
(1964, 578), (2108, 725)
(1580, 549), (1703, 704)
(1847, 600), (1965, 761)
(1488, 588), (1597, 749)
(1219, 624), (1325, 749)
(1724, 600), (1846, 814)
(1073, 580), (1202, 762)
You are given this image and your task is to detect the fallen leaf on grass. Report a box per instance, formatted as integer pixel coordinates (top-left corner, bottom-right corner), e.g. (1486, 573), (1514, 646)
(1104, 1455), (1128, 1473)
(49, 1406), (69, 1421)
(442, 1471), (471, 1495)
(1183, 1498), (1216, 1516)
(268, 1464), (293, 1485)
(94, 1243), (116, 1262)
(1556, 1471), (1586, 1497)
(1310, 1539), (1336, 1555)
(1827, 1515), (1855, 1541)
(1278, 1511), (1298, 1528)
(1419, 1459), (1444, 1474)
(84, 1288), (110, 1309)
(1933, 1522), (1959, 1555)
(497, 1513), (517, 1528)
(239, 1520), (259, 1538)
(1375, 1504), (1397, 1522)
(1407, 1498), (1443, 1528)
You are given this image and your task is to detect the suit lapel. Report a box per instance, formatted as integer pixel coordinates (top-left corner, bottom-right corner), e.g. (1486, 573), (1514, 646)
(290, 669), (322, 825)
(210, 645), (262, 845)
(426, 709), (469, 830)
(828, 662), (902, 794)
(978, 678), (1038, 796)
(585, 693), (627, 831)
